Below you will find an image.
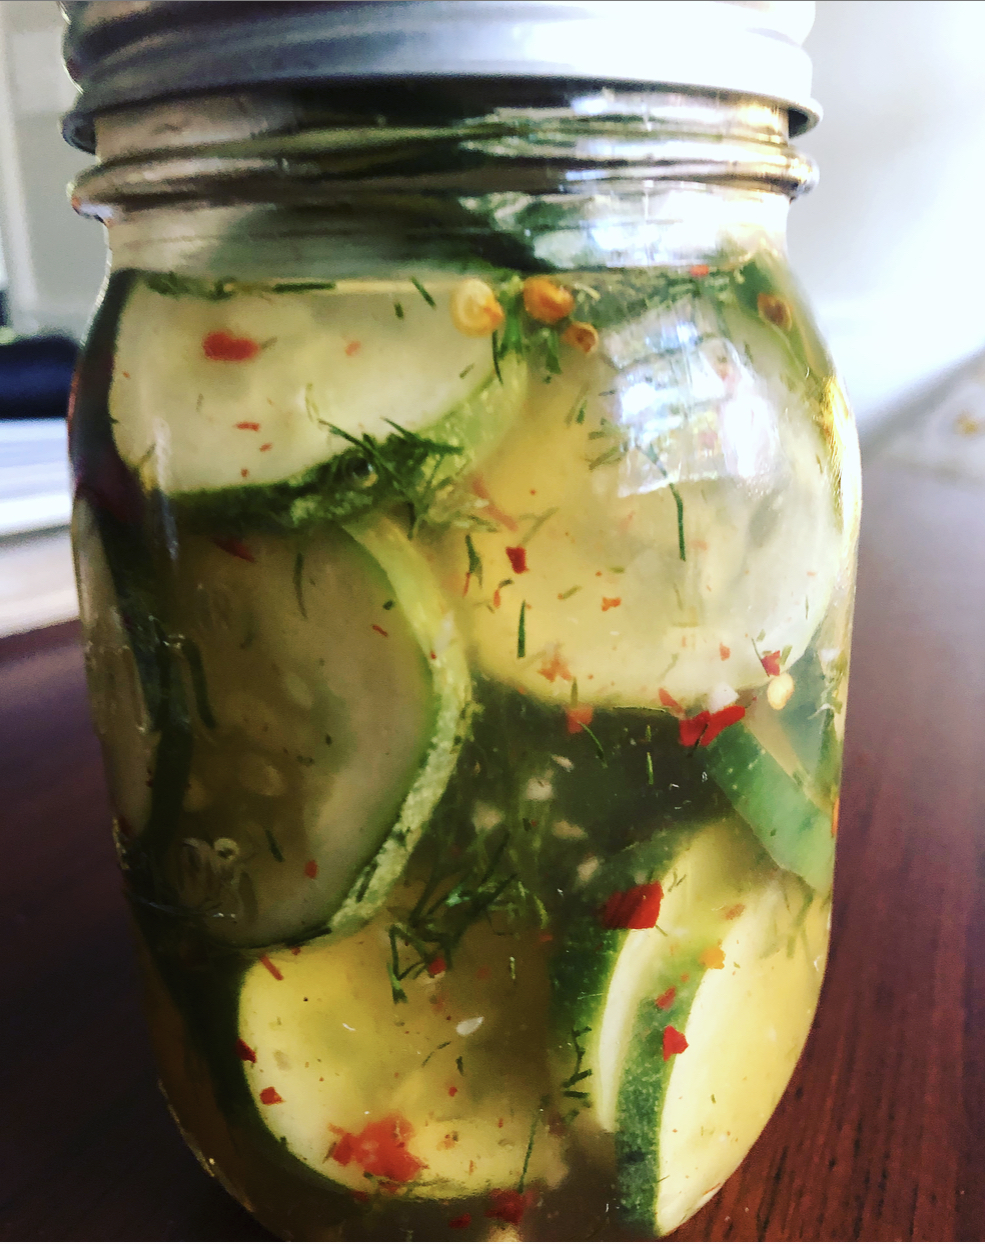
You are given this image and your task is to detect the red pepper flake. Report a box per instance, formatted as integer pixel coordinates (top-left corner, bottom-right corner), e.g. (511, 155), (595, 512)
(259, 442), (273, 452)
(538, 931), (554, 943)
(259, 1086), (283, 1105)
(831, 796), (840, 838)
(235, 1038), (257, 1063)
(214, 536), (255, 562)
(290, 946), (302, 955)
(761, 650), (782, 676)
(235, 421), (261, 431)
(498, 1118), (504, 1128)
(600, 881), (663, 930)
(240, 468), (250, 478)
(655, 986), (676, 1010)
(429, 650), (437, 660)
(663, 1025), (689, 1060)
(327, 1115), (425, 1182)
(259, 954), (283, 981)
(601, 596), (622, 611)
(723, 903), (745, 920)
(351, 1190), (370, 1204)
(719, 643), (731, 660)
(492, 588), (502, 608)
(448, 1085), (458, 1097)
(565, 703), (594, 735)
(345, 340), (362, 356)
(538, 650), (572, 683)
(698, 943), (726, 969)
(449, 1213), (471, 1229)
(304, 859), (318, 879)
(505, 546), (528, 574)
(701, 703), (745, 745)
(372, 624), (389, 637)
(486, 1190), (530, 1225)
(427, 957), (447, 977)
(203, 330), (260, 362)
(659, 687), (683, 714)
(679, 711), (710, 747)
(679, 703), (745, 747)
(689, 264), (710, 277)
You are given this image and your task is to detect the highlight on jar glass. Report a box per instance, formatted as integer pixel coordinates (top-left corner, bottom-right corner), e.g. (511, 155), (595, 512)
(62, 1), (860, 1239)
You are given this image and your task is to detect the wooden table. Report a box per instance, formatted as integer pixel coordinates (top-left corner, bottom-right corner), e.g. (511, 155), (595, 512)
(2, 445), (983, 1241)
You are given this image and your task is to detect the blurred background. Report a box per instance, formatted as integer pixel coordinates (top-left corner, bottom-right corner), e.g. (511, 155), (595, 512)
(2, 0), (984, 639)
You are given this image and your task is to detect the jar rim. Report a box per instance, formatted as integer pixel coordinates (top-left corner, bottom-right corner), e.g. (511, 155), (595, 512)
(60, 1), (820, 153)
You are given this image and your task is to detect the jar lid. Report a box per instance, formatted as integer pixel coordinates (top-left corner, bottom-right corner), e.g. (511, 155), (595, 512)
(61, 0), (819, 152)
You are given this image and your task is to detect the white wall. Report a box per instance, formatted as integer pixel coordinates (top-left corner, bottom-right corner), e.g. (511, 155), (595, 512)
(0, 0), (106, 337)
(791, 0), (985, 432)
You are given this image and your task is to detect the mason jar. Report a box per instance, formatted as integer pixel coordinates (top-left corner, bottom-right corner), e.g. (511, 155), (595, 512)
(62, 2), (860, 1238)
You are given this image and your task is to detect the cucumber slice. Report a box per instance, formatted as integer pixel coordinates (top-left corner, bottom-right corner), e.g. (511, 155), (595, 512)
(237, 911), (567, 1198)
(158, 515), (468, 947)
(702, 721), (835, 893)
(109, 276), (524, 496)
(435, 317), (842, 710)
(618, 865), (828, 1236)
(73, 495), (156, 838)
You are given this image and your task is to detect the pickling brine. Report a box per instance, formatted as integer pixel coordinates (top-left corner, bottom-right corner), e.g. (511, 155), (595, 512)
(72, 255), (858, 1240)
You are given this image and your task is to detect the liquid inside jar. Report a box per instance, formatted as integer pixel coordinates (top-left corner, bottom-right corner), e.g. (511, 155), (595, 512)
(72, 257), (858, 1240)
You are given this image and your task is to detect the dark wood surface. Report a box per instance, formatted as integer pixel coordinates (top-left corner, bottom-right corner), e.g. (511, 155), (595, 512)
(2, 447), (983, 1241)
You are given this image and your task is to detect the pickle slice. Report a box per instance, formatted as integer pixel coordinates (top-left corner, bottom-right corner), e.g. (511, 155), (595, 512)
(551, 819), (826, 1236)
(109, 276), (525, 497)
(237, 911), (566, 1199)
(436, 328), (842, 711)
(137, 515), (470, 948)
(617, 867), (828, 1236)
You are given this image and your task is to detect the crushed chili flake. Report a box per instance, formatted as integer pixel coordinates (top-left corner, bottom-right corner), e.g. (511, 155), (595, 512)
(659, 687), (683, 713)
(345, 341), (362, 356)
(259, 954), (284, 981)
(761, 650), (782, 677)
(601, 597), (622, 611)
(566, 703), (594, 735)
(492, 589), (502, 608)
(427, 957), (447, 977)
(698, 943), (726, 969)
(719, 643), (731, 660)
(505, 546), (528, 574)
(655, 986), (676, 1010)
(235, 1038), (257, 1063)
(351, 1190), (370, 1204)
(259, 442), (273, 451)
(235, 421), (261, 431)
(498, 1118), (504, 1128)
(723, 903), (745, 920)
(328, 1115), (425, 1182)
(831, 796), (840, 838)
(290, 946), (302, 955)
(679, 711), (710, 747)
(538, 931), (554, 943)
(485, 1189), (530, 1225)
(689, 264), (711, 277)
(203, 330), (260, 362)
(663, 1025), (689, 1060)
(701, 703), (745, 745)
(679, 703), (745, 747)
(240, 468), (250, 478)
(538, 649), (572, 683)
(448, 1213), (472, 1229)
(448, 1085), (458, 1097)
(601, 881), (663, 930)
(304, 859), (318, 879)
(259, 1086), (283, 1105)
(213, 535), (255, 563)
(372, 624), (389, 637)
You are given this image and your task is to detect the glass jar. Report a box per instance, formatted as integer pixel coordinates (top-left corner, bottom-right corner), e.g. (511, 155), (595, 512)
(65, 20), (860, 1241)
